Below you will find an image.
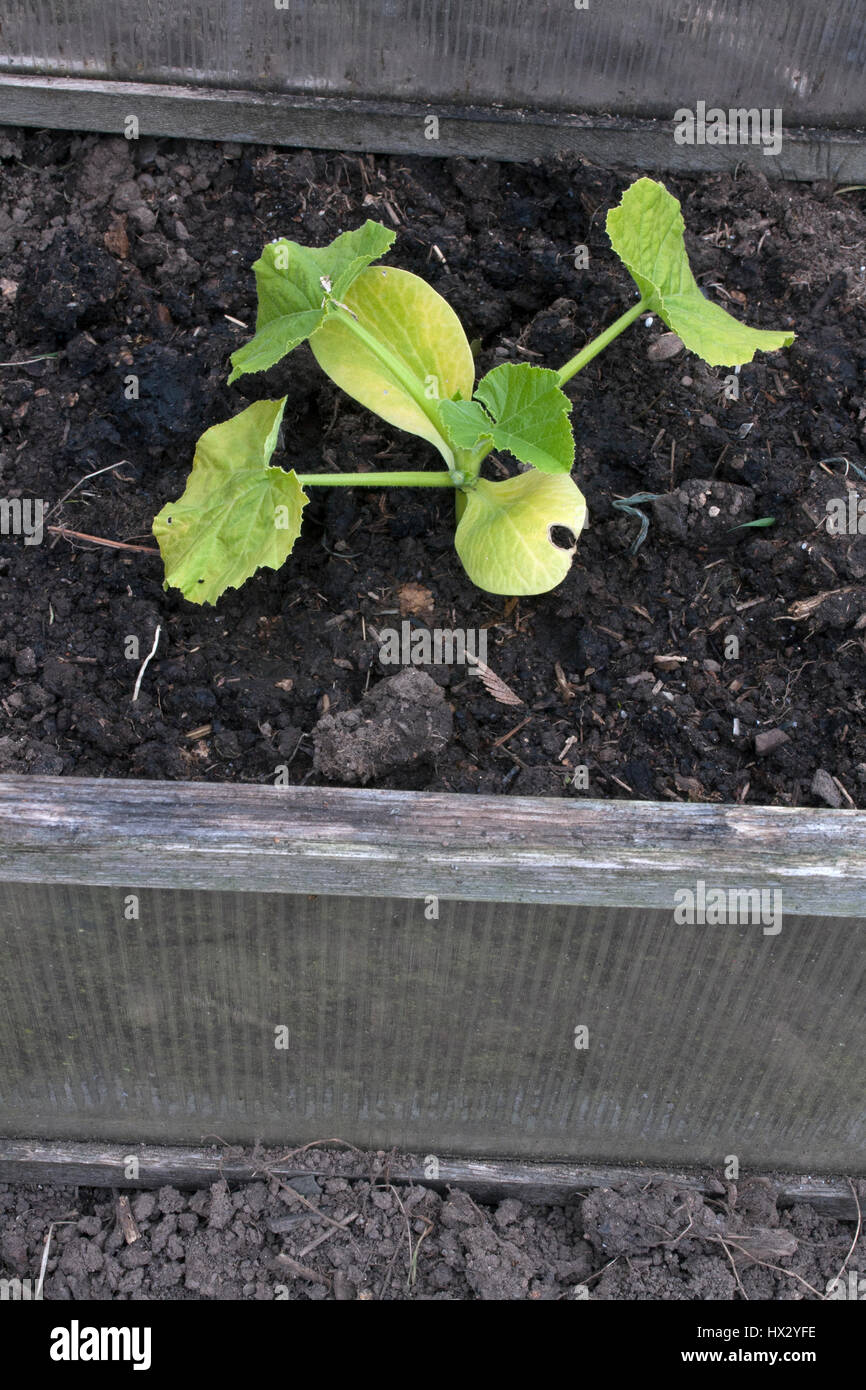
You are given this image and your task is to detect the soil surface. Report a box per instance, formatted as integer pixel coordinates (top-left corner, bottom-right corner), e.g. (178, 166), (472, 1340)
(1, 129), (865, 802)
(1, 1153), (861, 1301)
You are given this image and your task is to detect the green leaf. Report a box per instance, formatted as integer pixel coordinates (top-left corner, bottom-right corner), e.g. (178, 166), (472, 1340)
(228, 312), (323, 380)
(153, 398), (308, 605)
(310, 265), (475, 464)
(455, 472), (587, 595)
(441, 363), (574, 474)
(606, 178), (795, 366)
(732, 516), (776, 530)
(228, 220), (395, 383)
(440, 399), (486, 443)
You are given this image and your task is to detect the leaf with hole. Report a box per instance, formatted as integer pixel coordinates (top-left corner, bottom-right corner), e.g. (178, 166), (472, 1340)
(455, 471), (587, 595)
(156, 182), (796, 607)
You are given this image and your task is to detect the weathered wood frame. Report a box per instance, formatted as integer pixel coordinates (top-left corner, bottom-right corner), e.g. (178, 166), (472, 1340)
(2, 76), (866, 180)
(0, 1139), (858, 1220)
(2, 776), (865, 916)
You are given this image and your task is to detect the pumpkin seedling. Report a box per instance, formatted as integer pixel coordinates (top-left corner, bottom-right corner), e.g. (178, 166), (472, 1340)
(154, 178), (794, 603)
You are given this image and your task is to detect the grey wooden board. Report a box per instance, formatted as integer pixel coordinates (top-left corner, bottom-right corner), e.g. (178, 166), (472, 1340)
(1, 1), (863, 124)
(2, 77), (865, 179)
(1, 878), (864, 1170)
(0, 1140), (858, 1219)
(1, 776), (866, 916)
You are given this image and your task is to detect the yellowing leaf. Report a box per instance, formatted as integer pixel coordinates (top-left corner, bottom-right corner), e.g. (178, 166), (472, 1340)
(455, 472), (587, 596)
(153, 398), (307, 604)
(310, 266), (475, 464)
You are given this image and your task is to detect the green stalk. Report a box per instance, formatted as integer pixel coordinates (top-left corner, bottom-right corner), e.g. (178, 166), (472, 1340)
(453, 439), (493, 486)
(557, 297), (650, 385)
(295, 471), (455, 488)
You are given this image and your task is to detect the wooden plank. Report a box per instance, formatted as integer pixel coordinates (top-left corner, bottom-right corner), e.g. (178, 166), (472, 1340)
(1, 76), (864, 180)
(1, 775), (865, 915)
(0, 1140), (857, 1218)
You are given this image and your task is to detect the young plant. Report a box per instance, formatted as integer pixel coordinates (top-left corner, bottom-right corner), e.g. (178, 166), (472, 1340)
(154, 178), (794, 602)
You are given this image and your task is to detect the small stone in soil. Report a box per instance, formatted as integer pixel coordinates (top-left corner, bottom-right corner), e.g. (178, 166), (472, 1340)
(811, 768), (843, 807)
(755, 728), (789, 755)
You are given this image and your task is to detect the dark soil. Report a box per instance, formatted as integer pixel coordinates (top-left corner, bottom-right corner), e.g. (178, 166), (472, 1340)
(1, 1153), (862, 1301)
(1, 129), (865, 802)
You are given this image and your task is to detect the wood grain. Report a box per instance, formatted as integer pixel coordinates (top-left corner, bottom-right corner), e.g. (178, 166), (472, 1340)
(1, 76), (864, 180)
(1, 775), (865, 915)
(0, 1140), (856, 1219)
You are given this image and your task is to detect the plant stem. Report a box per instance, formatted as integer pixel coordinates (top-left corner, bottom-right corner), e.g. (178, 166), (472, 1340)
(295, 471), (455, 488)
(556, 297), (650, 385)
(454, 439), (493, 486)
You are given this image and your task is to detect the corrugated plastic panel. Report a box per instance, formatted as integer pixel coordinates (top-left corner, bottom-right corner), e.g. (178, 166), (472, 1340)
(0, 1), (864, 124)
(2, 880), (863, 1170)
